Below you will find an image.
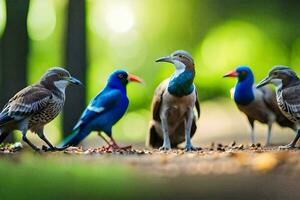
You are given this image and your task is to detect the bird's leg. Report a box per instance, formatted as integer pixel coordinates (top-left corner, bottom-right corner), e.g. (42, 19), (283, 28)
(98, 132), (112, 150)
(109, 136), (132, 150)
(184, 109), (196, 151)
(37, 129), (67, 152)
(159, 117), (171, 151)
(266, 122), (272, 146)
(248, 118), (255, 145)
(279, 129), (300, 149)
(21, 130), (40, 152)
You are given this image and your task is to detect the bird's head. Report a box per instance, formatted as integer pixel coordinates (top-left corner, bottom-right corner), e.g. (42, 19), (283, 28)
(256, 66), (299, 89)
(107, 69), (143, 89)
(223, 66), (254, 83)
(41, 67), (82, 92)
(155, 50), (195, 72)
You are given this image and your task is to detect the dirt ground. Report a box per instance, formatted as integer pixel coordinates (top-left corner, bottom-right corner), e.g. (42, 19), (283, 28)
(1, 142), (300, 200)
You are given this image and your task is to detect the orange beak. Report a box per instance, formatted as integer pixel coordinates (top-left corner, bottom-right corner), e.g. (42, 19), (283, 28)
(223, 70), (238, 78)
(128, 73), (144, 84)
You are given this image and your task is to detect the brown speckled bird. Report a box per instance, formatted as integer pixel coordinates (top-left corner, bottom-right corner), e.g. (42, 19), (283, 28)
(257, 66), (300, 149)
(147, 50), (200, 151)
(0, 67), (82, 151)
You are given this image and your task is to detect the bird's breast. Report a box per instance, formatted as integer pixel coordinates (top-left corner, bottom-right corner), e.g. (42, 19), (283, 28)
(29, 95), (64, 131)
(160, 90), (196, 123)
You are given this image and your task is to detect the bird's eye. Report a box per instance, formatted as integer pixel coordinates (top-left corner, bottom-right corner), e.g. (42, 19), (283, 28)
(241, 71), (247, 75)
(118, 74), (124, 79)
(178, 54), (184, 58)
(273, 72), (278, 76)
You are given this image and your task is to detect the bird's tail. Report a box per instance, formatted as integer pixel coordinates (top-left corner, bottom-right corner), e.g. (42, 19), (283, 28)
(58, 127), (88, 148)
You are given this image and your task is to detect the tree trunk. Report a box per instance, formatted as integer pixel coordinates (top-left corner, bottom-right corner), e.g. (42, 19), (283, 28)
(0, 0), (30, 142)
(63, 0), (87, 137)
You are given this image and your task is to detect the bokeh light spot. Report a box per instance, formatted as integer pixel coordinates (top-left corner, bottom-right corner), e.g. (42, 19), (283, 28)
(27, 0), (56, 41)
(0, 0), (6, 36)
(90, 1), (135, 35)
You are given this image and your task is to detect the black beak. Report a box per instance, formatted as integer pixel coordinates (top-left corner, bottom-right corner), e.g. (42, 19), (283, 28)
(256, 76), (271, 88)
(69, 76), (83, 86)
(155, 56), (173, 63)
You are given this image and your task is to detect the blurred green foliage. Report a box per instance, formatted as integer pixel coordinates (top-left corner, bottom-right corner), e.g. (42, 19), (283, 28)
(0, 0), (300, 142)
(0, 153), (150, 200)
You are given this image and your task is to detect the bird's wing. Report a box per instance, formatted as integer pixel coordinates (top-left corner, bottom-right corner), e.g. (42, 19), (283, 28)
(151, 79), (169, 121)
(260, 86), (297, 128)
(0, 85), (52, 126)
(282, 85), (300, 118)
(72, 89), (122, 130)
(260, 87), (279, 113)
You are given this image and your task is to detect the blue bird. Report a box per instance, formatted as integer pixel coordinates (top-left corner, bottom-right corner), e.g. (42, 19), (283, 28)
(223, 66), (296, 145)
(59, 69), (143, 149)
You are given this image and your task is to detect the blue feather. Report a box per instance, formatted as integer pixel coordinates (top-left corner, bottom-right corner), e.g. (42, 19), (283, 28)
(168, 70), (194, 97)
(59, 70), (130, 147)
(233, 66), (255, 105)
(0, 112), (13, 127)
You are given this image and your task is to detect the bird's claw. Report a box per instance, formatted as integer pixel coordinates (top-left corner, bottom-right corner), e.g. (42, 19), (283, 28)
(159, 145), (171, 151)
(42, 145), (69, 152)
(33, 147), (41, 152)
(184, 145), (197, 152)
(279, 143), (295, 150)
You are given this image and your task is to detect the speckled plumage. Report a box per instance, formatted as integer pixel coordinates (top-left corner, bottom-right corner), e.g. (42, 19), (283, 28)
(28, 94), (65, 131)
(0, 67), (81, 151)
(257, 66), (300, 149)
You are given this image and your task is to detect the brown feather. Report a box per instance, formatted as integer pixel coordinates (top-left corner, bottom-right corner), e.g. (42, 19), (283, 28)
(3, 84), (52, 119)
(148, 79), (200, 147)
(151, 79), (168, 121)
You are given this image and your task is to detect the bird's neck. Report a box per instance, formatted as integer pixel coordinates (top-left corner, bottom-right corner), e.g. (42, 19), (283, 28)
(282, 76), (299, 89)
(168, 69), (195, 97)
(106, 84), (127, 94)
(234, 77), (255, 105)
(40, 80), (66, 98)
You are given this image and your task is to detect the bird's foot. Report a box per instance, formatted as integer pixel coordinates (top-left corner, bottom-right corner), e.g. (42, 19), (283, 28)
(159, 145), (171, 151)
(184, 144), (197, 152)
(279, 143), (295, 150)
(42, 145), (69, 152)
(33, 147), (41, 152)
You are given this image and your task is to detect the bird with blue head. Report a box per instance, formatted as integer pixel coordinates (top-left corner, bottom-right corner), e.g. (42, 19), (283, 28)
(59, 69), (143, 150)
(223, 66), (296, 145)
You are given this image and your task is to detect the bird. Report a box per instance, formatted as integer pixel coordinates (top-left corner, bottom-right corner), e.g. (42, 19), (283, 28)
(257, 66), (300, 149)
(0, 67), (82, 151)
(224, 66), (297, 146)
(147, 50), (200, 151)
(59, 69), (143, 150)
